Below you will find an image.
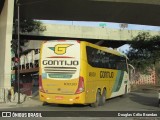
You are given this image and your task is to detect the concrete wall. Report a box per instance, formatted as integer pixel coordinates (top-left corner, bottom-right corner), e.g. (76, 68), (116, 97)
(95, 0), (160, 5)
(0, 0), (14, 89)
(24, 24), (160, 41)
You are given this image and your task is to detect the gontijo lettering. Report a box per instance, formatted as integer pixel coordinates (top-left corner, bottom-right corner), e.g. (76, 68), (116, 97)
(42, 60), (79, 66)
(100, 71), (114, 78)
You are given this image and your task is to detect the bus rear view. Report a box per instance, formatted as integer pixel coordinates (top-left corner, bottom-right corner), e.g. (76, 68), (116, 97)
(39, 40), (85, 104)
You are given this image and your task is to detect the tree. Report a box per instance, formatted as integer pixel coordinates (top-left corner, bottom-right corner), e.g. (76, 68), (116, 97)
(127, 32), (160, 84)
(11, 19), (46, 91)
(12, 19), (46, 54)
(13, 19), (46, 33)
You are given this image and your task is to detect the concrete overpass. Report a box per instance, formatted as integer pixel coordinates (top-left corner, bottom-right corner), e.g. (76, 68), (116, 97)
(21, 23), (160, 43)
(0, 0), (5, 14)
(17, 0), (160, 26)
(0, 0), (14, 91)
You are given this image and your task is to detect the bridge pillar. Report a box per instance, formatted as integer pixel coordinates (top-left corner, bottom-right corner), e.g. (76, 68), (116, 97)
(0, 0), (14, 92)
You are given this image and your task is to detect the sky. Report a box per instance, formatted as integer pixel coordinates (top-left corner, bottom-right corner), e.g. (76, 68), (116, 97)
(41, 20), (160, 52)
(41, 20), (160, 31)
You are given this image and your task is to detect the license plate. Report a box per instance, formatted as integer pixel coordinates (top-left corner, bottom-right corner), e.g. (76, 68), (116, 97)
(55, 96), (63, 100)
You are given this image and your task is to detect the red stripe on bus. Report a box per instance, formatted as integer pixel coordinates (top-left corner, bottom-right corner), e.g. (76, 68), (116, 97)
(47, 56), (74, 58)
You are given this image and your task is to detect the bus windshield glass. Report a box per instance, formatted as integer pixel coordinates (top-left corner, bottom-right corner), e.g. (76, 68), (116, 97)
(41, 40), (80, 80)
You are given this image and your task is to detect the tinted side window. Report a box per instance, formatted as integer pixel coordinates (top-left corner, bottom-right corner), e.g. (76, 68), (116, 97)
(86, 46), (127, 71)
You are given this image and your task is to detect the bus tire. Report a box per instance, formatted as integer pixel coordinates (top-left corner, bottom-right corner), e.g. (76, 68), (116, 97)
(91, 90), (101, 107)
(100, 89), (106, 106)
(125, 85), (127, 94)
(122, 85), (127, 98)
(42, 102), (49, 106)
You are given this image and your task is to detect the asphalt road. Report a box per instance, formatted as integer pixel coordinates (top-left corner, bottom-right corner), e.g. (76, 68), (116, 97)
(0, 91), (160, 120)
(1, 91), (159, 111)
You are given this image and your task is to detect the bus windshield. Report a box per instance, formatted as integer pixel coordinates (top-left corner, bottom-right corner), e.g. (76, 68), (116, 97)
(41, 40), (80, 80)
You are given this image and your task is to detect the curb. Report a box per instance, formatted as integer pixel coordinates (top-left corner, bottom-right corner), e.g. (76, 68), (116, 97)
(0, 98), (42, 109)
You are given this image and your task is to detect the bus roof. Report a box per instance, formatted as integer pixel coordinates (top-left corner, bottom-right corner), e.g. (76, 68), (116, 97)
(85, 41), (128, 58)
(42, 40), (128, 58)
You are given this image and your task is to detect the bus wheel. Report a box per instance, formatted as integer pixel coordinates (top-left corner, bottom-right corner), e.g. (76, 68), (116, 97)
(42, 102), (49, 106)
(121, 85), (127, 98)
(91, 90), (101, 107)
(100, 89), (106, 106)
(125, 85), (127, 94)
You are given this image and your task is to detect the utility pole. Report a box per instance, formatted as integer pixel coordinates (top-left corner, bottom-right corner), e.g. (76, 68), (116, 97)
(17, 0), (21, 104)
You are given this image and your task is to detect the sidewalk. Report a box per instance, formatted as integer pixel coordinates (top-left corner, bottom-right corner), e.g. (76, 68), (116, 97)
(131, 85), (160, 92)
(0, 97), (42, 109)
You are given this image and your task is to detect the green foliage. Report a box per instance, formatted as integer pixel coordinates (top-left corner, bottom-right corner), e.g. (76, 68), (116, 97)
(20, 20), (46, 32)
(12, 19), (46, 54)
(127, 32), (160, 73)
(13, 19), (46, 33)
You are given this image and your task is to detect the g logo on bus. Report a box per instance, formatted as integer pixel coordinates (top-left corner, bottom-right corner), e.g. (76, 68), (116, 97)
(49, 44), (72, 55)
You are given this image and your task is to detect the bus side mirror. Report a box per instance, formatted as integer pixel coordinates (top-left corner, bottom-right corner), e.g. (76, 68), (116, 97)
(128, 64), (135, 74)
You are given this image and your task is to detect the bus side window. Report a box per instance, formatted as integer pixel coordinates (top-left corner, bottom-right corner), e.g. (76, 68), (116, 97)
(86, 46), (128, 71)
